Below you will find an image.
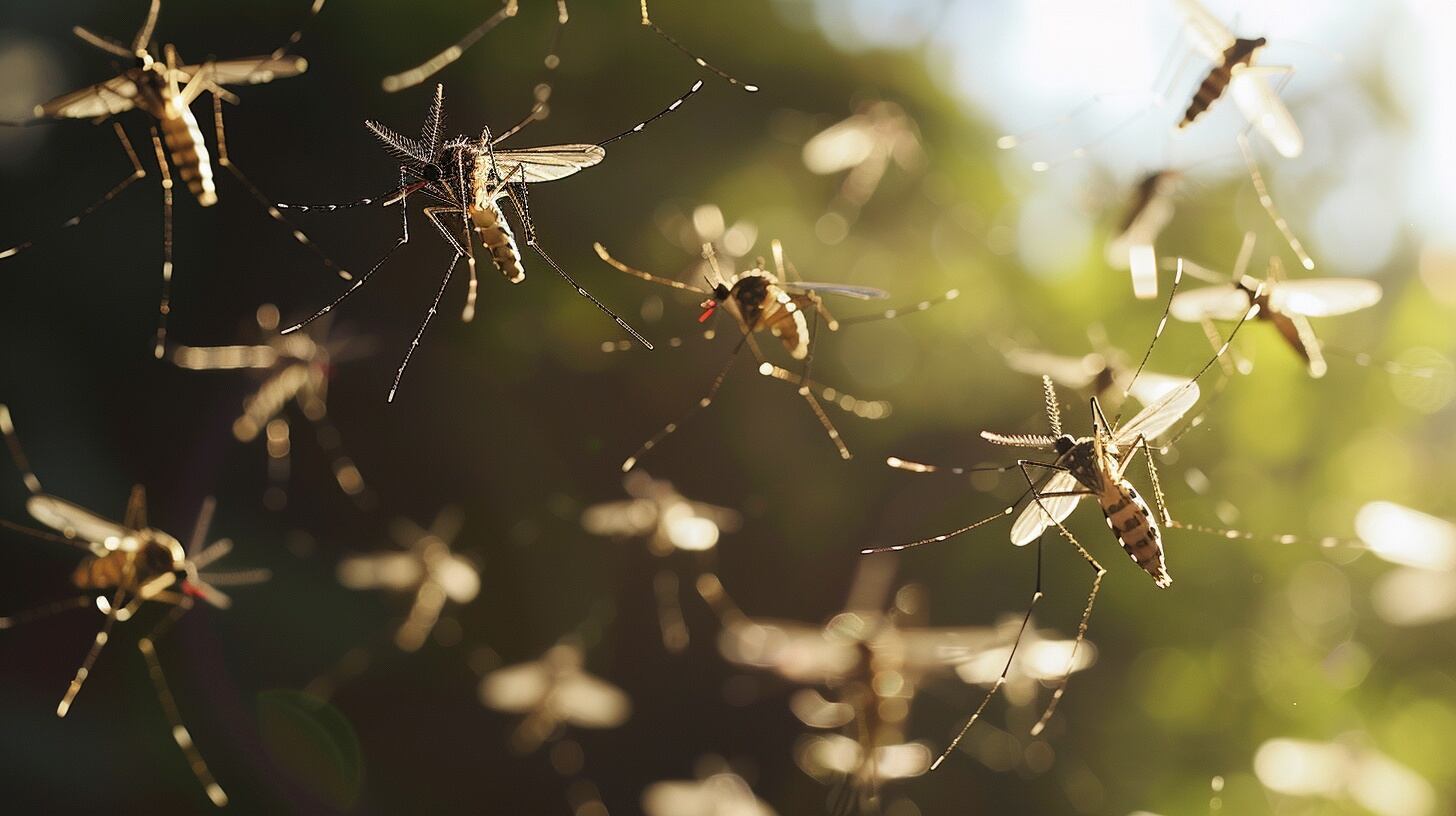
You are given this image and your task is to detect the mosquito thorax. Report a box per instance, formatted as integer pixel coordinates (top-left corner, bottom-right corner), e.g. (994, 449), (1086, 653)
(1053, 435), (1076, 455)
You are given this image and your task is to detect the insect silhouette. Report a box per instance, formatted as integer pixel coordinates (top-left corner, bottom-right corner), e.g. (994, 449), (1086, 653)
(0, 405), (268, 807)
(802, 99), (924, 229)
(1171, 238), (1381, 378)
(170, 304), (370, 510)
(478, 639), (631, 753)
(336, 507), (480, 652)
(1, 0), (341, 357)
(278, 80), (706, 400)
(596, 239), (956, 470)
(866, 265), (1264, 764)
(581, 470), (741, 652)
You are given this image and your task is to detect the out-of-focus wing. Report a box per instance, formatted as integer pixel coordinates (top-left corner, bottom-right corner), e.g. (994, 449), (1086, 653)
(871, 743), (933, 780)
(1010, 471), (1084, 546)
(643, 775), (777, 816)
(791, 282), (890, 300)
(435, 556), (481, 603)
(581, 499), (656, 537)
(1230, 73), (1303, 159)
(1113, 380), (1200, 445)
(803, 116), (875, 175)
(1356, 502), (1456, 571)
(556, 672), (631, 729)
(479, 661), (550, 713)
(1271, 279), (1382, 318)
(789, 689), (856, 729)
(180, 56), (308, 87)
(27, 495), (131, 548)
(796, 736), (931, 781)
(1003, 348), (1097, 391)
(172, 344), (279, 370)
(1127, 244), (1160, 300)
(1170, 286), (1253, 322)
(718, 620), (861, 683)
(1123, 370), (1190, 408)
(891, 626), (1002, 672)
(337, 551), (423, 591)
(34, 74), (140, 119)
(1176, 0), (1236, 61)
(491, 145), (606, 183)
(1372, 567), (1456, 627)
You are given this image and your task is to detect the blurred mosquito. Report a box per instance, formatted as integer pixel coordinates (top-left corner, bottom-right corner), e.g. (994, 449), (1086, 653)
(867, 264), (1265, 764)
(802, 100), (923, 226)
(0, 0), (341, 358)
(336, 507), (480, 653)
(1170, 235), (1381, 379)
(581, 470), (741, 653)
(170, 304), (370, 510)
(278, 80), (706, 400)
(643, 767), (776, 816)
(1000, 326), (1187, 410)
(596, 239), (956, 470)
(478, 639), (631, 753)
(1357, 502), (1456, 628)
(381, 1), (567, 94)
(0, 405), (268, 808)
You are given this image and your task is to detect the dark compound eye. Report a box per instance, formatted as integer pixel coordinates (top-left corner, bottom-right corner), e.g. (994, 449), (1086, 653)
(714, 283), (730, 301)
(422, 163), (443, 181)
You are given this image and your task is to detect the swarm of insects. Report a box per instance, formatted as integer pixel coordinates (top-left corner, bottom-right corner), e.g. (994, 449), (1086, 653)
(478, 639), (631, 753)
(1, 0), (342, 357)
(0, 405), (268, 807)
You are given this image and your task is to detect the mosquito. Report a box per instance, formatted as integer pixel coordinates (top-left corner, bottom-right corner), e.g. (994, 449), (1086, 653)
(0, 405), (268, 808)
(802, 99), (923, 225)
(581, 470), (741, 653)
(1000, 327), (1188, 410)
(1170, 235), (1381, 379)
(0, 0), (342, 358)
(596, 239), (957, 470)
(478, 639), (631, 753)
(336, 507), (480, 653)
(277, 79), (705, 400)
(170, 304), (370, 510)
(865, 263), (1265, 766)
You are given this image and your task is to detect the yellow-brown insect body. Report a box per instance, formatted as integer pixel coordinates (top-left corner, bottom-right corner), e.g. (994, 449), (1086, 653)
(470, 169), (526, 283)
(718, 271), (810, 359)
(1181, 37), (1266, 128)
(1063, 438), (1171, 588)
(71, 530), (185, 594)
(132, 61), (218, 207)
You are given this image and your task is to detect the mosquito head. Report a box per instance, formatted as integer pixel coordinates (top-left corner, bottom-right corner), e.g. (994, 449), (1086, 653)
(697, 281), (730, 323)
(1053, 434), (1076, 455)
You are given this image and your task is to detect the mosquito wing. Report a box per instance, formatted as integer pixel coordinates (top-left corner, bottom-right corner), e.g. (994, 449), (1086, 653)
(1230, 73), (1303, 159)
(434, 556), (480, 603)
(1114, 380), (1200, 445)
(35, 74), (141, 119)
(556, 671), (631, 729)
(1169, 285), (1252, 322)
(1010, 470), (1084, 547)
(1123, 369), (1190, 408)
(1270, 278), (1383, 318)
(871, 743), (934, 780)
(891, 625), (1002, 672)
(27, 495), (131, 549)
(479, 661), (550, 713)
(490, 145), (606, 183)
(1356, 501), (1456, 571)
(802, 115), (876, 174)
(172, 344), (280, 370)
(791, 282), (891, 300)
(643, 776), (776, 816)
(337, 551), (424, 591)
(1003, 348), (1097, 391)
(581, 499), (657, 538)
(179, 56), (309, 87)
(718, 620), (861, 683)
(1176, 0), (1236, 61)
(789, 688), (856, 729)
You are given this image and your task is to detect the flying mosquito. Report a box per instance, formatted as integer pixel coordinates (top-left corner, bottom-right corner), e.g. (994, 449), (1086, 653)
(0, 0), (342, 358)
(581, 470), (741, 653)
(0, 405), (268, 808)
(802, 99), (923, 225)
(596, 239), (957, 470)
(336, 507), (480, 653)
(1170, 236), (1382, 378)
(478, 639), (631, 753)
(866, 264), (1264, 765)
(278, 80), (706, 400)
(1000, 327), (1188, 410)
(170, 304), (370, 510)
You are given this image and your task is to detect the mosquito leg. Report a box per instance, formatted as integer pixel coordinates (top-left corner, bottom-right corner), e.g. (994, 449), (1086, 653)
(0, 123), (145, 261)
(388, 251), (462, 403)
(1199, 317), (1241, 376)
(57, 588), (125, 717)
(639, 1), (758, 92)
(213, 95), (352, 281)
(793, 302), (852, 460)
(137, 600), (229, 807)
(283, 167), (414, 334)
(308, 411), (369, 507)
(1238, 131), (1313, 270)
(0, 595), (91, 629)
(757, 364), (893, 420)
(0, 404), (42, 493)
(381, 0), (520, 93)
(264, 417), (291, 511)
(833, 288), (962, 328)
(592, 243), (707, 294)
(1122, 257), (1187, 401)
(653, 569), (689, 653)
(621, 332), (751, 472)
(145, 129), (176, 359)
(453, 148), (479, 322)
(932, 537), (1045, 769)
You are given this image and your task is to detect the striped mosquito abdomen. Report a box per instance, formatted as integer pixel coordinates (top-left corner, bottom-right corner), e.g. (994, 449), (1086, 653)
(1098, 479), (1171, 588)
(160, 95), (217, 207)
(71, 549), (134, 591)
(470, 192), (525, 284)
(1181, 37), (1265, 128)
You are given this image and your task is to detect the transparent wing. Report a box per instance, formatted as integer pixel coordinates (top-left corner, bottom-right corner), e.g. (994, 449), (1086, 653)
(172, 344), (279, 370)
(180, 56), (308, 87)
(336, 552), (424, 591)
(35, 75), (140, 119)
(1230, 73), (1303, 159)
(557, 672), (631, 728)
(718, 620), (861, 683)
(891, 626), (1001, 671)
(1010, 471), (1084, 546)
(1170, 286), (1252, 322)
(491, 145), (607, 183)
(1123, 370), (1190, 408)
(1176, 0), (1236, 60)
(1114, 380), (1200, 445)
(1003, 348), (1097, 391)
(1357, 501), (1456, 571)
(27, 495), (131, 547)
(802, 116), (875, 174)
(872, 743), (933, 780)
(479, 661), (550, 713)
(581, 499), (656, 537)
(1270, 279), (1382, 318)
(790, 282), (890, 300)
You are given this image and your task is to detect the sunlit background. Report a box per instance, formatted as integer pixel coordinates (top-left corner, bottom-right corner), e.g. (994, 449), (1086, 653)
(0, 0), (1454, 813)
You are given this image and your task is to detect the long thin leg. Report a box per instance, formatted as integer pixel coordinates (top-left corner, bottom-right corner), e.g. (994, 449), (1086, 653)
(639, 1), (758, 92)
(264, 417), (291, 511)
(149, 128), (176, 360)
(1238, 131), (1313, 270)
(0, 123), (145, 261)
(283, 167), (414, 334)
(652, 569), (689, 653)
(833, 288), (962, 327)
(381, 1), (520, 92)
(621, 333), (750, 472)
(1121, 257), (1186, 406)
(453, 147), (479, 322)
(592, 242), (708, 294)
(756, 363), (892, 420)
(932, 537), (1044, 769)
(57, 587), (125, 717)
(138, 601), (230, 807)
(793, 302), (852, 460)
(388, 251), (462, 403)
(0, 595), (91, 629)
(307, 411), (370, 506)
(0, 403), (43, 493)
(213, 95), (352, 281)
